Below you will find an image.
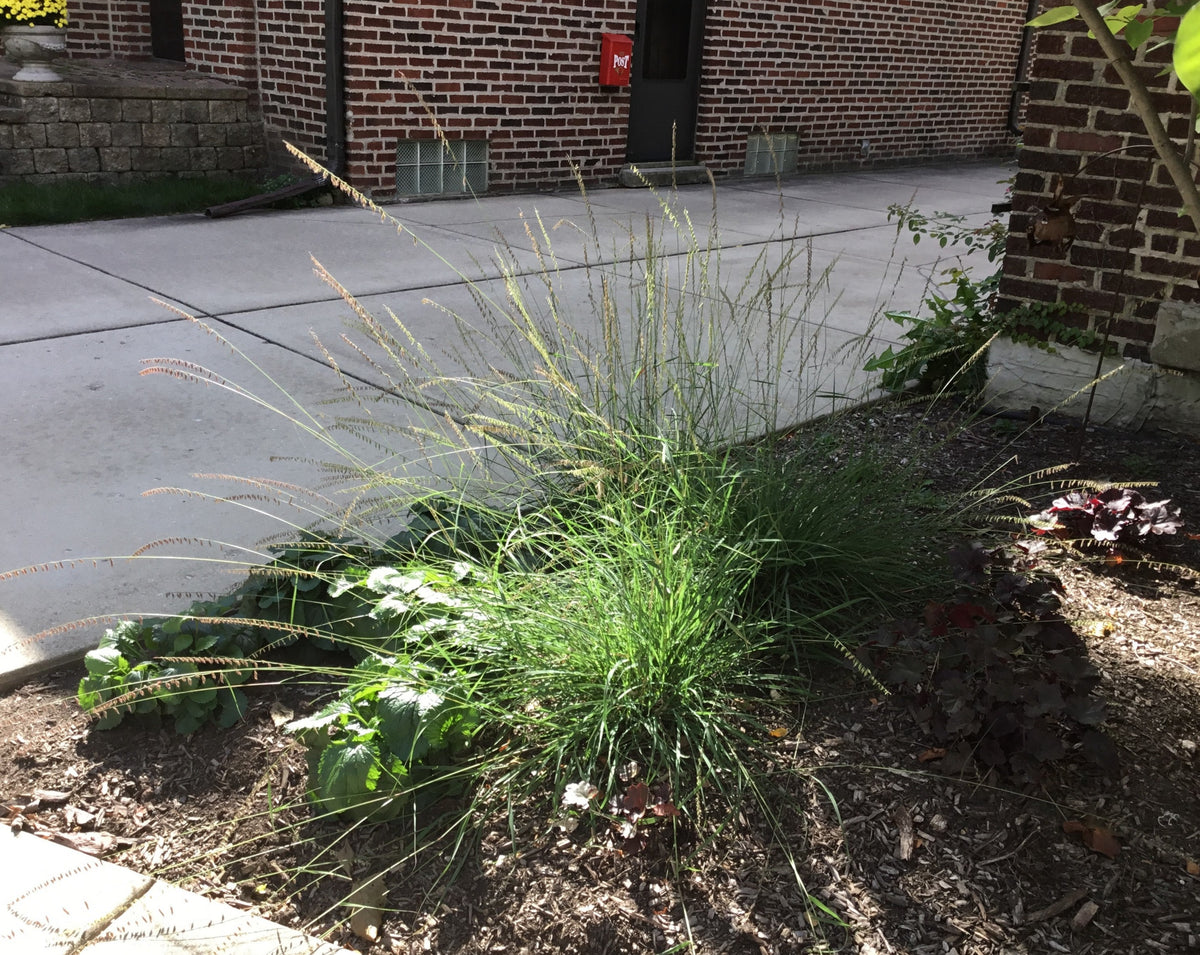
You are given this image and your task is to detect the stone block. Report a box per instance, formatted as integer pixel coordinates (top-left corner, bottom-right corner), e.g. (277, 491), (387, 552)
(141, 123), (171, 147)
(1153, 367), (1200, 432)
(78, 123), (112, 148)
(57, 98), (91, 122)
(170, 124), (199, 148)
(32, 147), (69, 174)
(150, 99), (182, 124)
(215, 146), (245, 169)
(984, 339), (1152, 429)
(0, 124), (11, 149)
(12, 124), (47, 148)
(190, 146), (217, 171)
(0, 149), (35, 175)
(196, 123), (226, 147)
(98, 146), (132, 172)
(23, 98), (58, 123)
(110, 122), (141, 147)
(44, 122), (80, 148)
(983, 338), (1200, 432)
(243, 143), (267, 169)
(67, 147), (100, 173)
(88, 97), (122, 122)
(224, 123), (254, 147)
(130, 147), (162, 172)
(122, 99), (152, 122)
(180, 100), (209, 123)
(1150, 301), (1200, 373)
(159, 147), (190, 171)
(209, 99), (241, 124)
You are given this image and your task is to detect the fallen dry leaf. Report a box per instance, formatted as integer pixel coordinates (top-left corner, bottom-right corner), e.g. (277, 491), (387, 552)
(1071, 899), (1099, 930)
(269, 702), (294, 727)
(1026, 887), (1089, 924)
(1186, 859), (1199, 876)
(768, 726), (788, 739)
(346, 874), (387, 942)
(42, 828), (119, 856)
(917, 747), (947, 763)
(1063, 819), (1120, 858)
(894, 805), (915, 861)
(64, 805), (96, 829)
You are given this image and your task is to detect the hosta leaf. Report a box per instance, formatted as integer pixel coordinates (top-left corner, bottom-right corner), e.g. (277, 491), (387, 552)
(376, 683), (435, 762)
(370, 594), (413, 620)
(317, 738), (384, 813)
(84, 647), (125, 677)
(366, 566), (426, 594)
(286, 697), (355, 735)
(216, 688), (248, 728)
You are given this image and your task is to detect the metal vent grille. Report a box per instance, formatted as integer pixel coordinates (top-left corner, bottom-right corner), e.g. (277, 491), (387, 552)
(744, 132), (799, 177)
(395, 139), (488, 196)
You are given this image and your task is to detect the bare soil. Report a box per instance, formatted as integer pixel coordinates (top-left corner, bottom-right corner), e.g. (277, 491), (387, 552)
(3, 402), (1199, 954)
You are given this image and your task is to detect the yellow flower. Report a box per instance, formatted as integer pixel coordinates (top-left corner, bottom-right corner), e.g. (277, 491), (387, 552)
(0, 1), (68, 29)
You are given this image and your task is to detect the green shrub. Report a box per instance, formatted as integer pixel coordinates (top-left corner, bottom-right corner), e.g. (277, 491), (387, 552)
(865, 203), (1097, 395)
(68, 154), (977, 919)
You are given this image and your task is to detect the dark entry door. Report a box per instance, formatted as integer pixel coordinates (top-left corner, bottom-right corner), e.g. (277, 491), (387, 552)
(626, 0), (707, 163)
(150, 0), (186, 62)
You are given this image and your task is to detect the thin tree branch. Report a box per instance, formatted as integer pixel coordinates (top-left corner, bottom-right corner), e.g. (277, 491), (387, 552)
(1072, 0), (1200, 234)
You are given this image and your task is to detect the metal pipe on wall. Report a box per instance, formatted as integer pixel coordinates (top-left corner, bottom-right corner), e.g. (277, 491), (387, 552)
(1008, 0), (1040, 136)
(325, 0), (346, 175)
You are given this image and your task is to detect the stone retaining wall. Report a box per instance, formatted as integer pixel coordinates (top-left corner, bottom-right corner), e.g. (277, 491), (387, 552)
(0, 69), (268, 185)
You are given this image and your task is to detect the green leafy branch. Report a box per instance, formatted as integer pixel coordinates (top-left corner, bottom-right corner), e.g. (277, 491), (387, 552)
(1027, 0), (1200, 235)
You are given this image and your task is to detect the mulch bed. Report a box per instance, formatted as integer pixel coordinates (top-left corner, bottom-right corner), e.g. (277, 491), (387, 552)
(2, 400), (1198, 954)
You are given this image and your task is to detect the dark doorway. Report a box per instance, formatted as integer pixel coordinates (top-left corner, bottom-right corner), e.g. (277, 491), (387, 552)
(626, 0), (707, 163)
(150, 0), (186, 62)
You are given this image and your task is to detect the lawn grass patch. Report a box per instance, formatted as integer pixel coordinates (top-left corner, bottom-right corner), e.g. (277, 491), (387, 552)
(0, 175), (269, 226)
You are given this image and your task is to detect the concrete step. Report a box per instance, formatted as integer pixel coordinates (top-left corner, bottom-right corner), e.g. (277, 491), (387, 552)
(619, 161), (711, 188)
(0, 827), (350, 953)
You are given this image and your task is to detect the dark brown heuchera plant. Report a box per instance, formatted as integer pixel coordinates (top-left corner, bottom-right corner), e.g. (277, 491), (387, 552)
(1032, 487), (1184, 545)
(861, 541), (1118, 783)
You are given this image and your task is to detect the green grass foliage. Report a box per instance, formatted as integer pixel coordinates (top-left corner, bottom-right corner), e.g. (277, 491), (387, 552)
(66, 156), (974, 928)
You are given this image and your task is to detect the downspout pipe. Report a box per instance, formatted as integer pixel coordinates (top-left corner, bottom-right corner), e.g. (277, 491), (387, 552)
(325, 0), (347, 176)
(1008, 0), (1039, 136)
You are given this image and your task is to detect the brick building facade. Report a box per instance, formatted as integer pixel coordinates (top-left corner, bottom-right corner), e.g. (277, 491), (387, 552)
(989, 4), (1200, 431)
(61, 1), (1029, 197)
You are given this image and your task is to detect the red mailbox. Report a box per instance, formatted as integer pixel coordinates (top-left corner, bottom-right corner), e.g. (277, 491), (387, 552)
(599, 33), (632, 87)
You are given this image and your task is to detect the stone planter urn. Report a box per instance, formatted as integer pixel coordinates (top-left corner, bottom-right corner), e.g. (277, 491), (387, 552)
(2, 24), (67, 82)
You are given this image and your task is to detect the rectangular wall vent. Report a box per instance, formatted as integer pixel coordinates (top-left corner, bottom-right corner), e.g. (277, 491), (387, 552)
(395, 139), (488, 197)
(744, 132), (799, 177)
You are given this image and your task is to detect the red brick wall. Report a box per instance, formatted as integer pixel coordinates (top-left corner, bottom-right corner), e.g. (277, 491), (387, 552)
(698, 0), (1026, 171)
(64, 1), (1027, 194)
(999, 7), (1198, 363)
(184, 1), (328, 162)
(67, 1), (153, 58)
(341, 1), (635, 191)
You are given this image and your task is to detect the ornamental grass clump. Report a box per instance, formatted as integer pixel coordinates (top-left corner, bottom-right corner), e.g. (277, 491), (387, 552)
(58, 149), (973, 935)
(0, 0), (67, 27)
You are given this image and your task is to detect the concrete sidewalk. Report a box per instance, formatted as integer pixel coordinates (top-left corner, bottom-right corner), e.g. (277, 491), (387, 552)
(0, 160), (1009, 951)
